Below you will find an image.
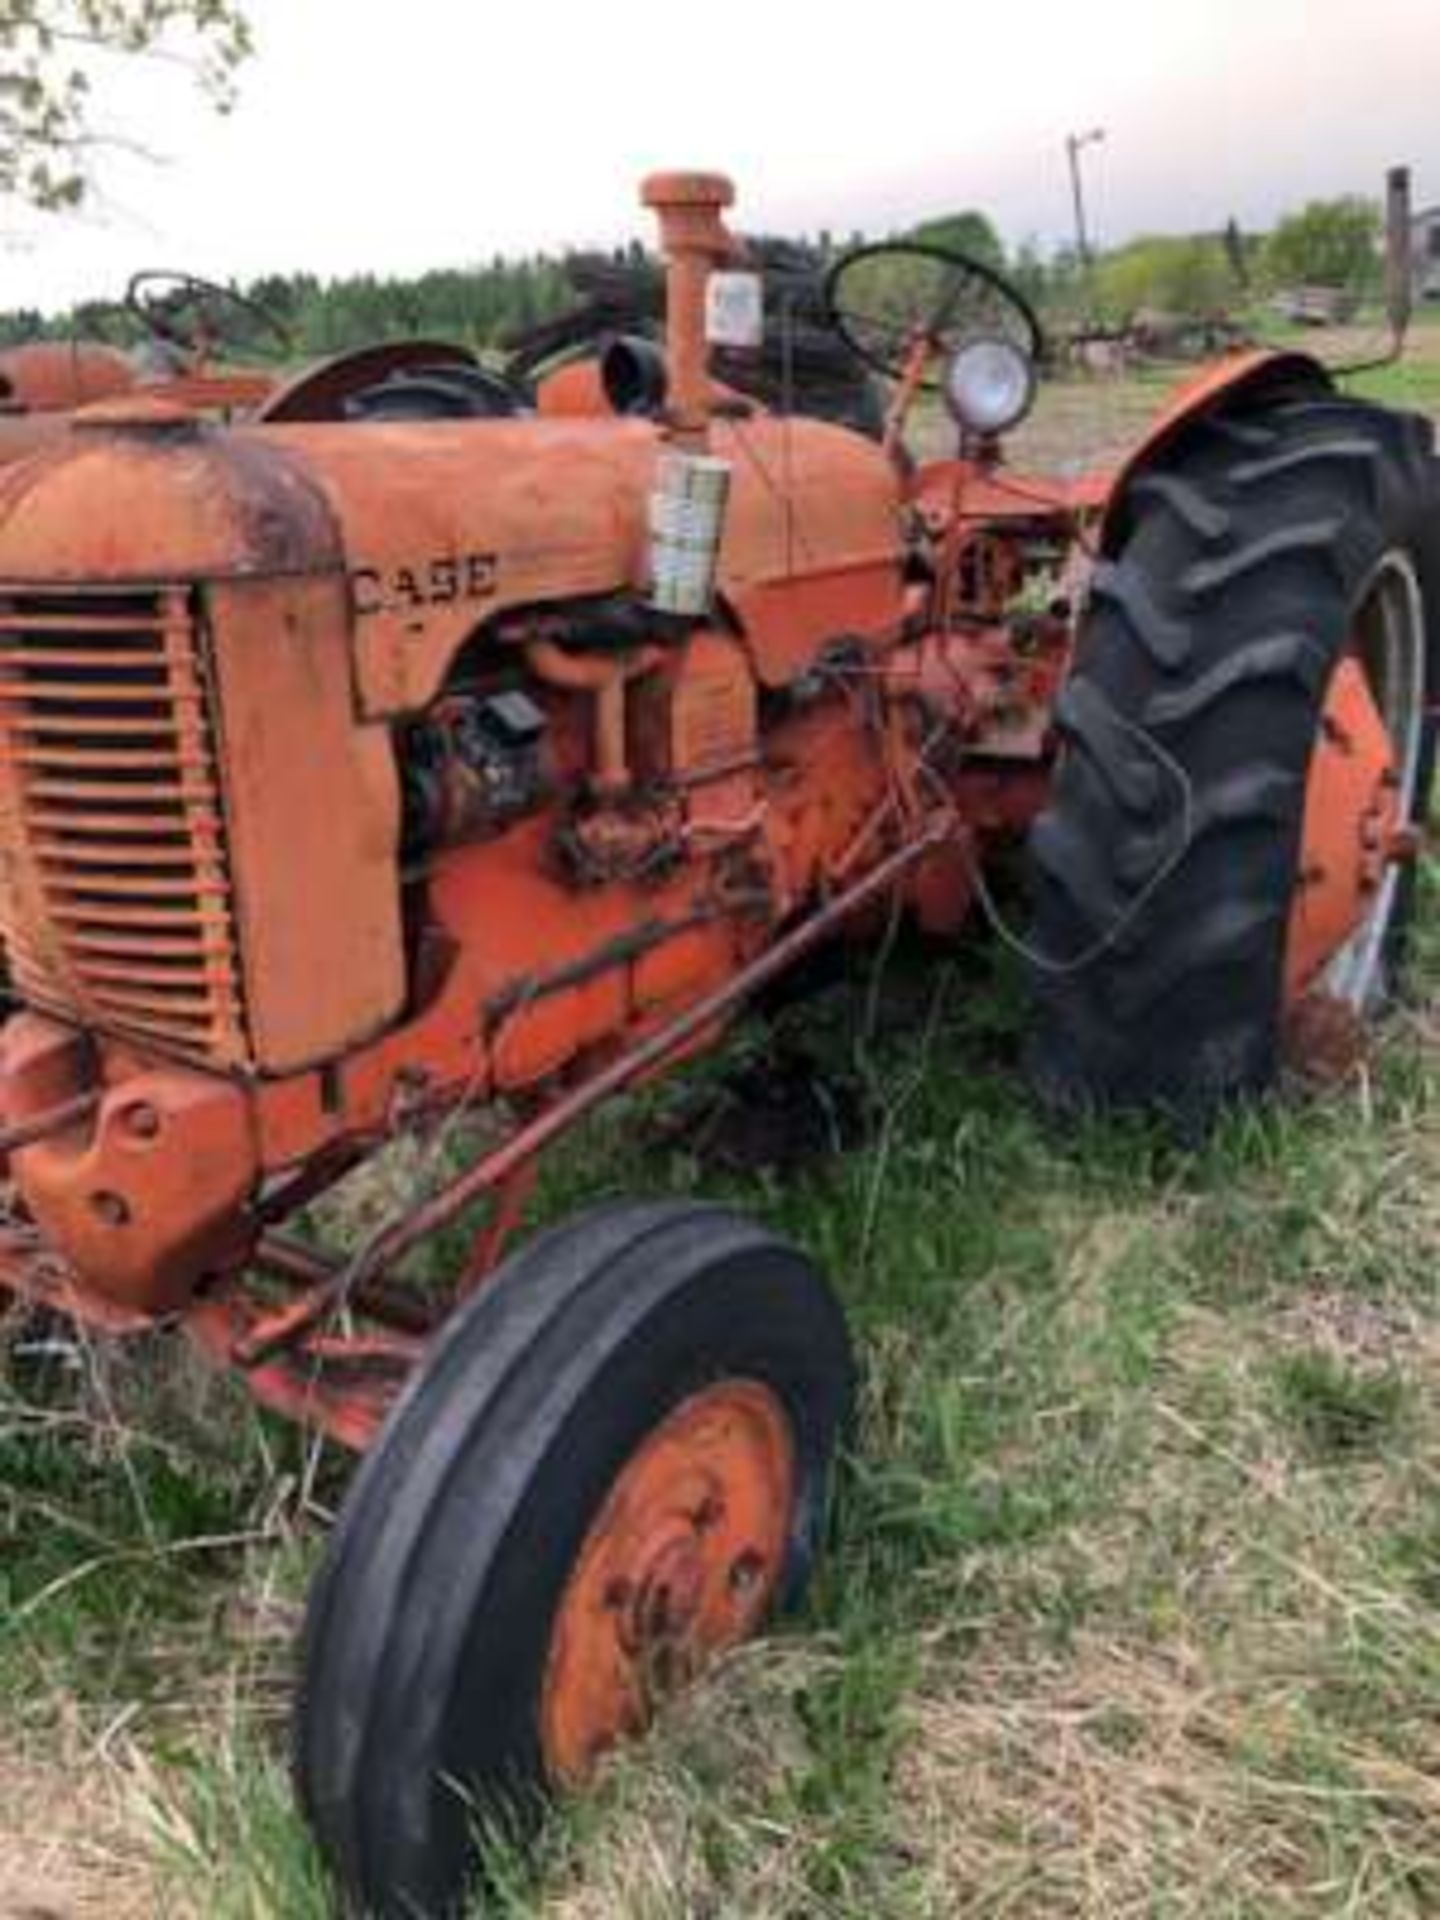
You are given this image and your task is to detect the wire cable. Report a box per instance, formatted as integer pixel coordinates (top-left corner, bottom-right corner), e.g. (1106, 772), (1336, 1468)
(915, 685), (1197, 977)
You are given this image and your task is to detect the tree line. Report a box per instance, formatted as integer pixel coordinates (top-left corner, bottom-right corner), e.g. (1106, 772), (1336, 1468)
(0, 251), (584, 355)
(1086, 196), (1383, 324)
(0, 195), (1391, 359)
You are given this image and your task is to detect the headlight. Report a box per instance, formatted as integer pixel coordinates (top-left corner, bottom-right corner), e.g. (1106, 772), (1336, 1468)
(942, 336), (1036, 436)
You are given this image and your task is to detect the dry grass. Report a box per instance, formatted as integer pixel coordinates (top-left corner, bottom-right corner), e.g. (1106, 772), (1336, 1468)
(895, 1636), (1438, 1919)
(8, 977), (1440, 1917)
(0, 1740), (161, 1920)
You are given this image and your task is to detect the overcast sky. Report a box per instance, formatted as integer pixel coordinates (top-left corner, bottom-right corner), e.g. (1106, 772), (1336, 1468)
(4, 0), (1437, 311)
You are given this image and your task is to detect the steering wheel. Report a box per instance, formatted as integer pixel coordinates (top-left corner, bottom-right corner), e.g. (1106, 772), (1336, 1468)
(823, 242), (1043, 386)
(124, 270), (292, 359)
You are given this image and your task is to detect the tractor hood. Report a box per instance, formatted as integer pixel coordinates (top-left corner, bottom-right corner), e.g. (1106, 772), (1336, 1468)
(0, 401), (904, 715)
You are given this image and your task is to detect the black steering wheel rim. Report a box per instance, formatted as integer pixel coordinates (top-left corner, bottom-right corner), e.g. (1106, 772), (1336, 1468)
(823, 240), (1043, 387)
(124, 270), (292, 358)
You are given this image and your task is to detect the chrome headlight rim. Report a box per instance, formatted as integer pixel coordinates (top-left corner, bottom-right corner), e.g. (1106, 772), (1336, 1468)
(942, 335), (1037, 436)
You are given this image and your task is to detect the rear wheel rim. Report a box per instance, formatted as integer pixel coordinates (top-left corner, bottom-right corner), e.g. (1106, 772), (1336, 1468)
(539, 1378), (796, 1785)
(1289, 549), (1425, 1015)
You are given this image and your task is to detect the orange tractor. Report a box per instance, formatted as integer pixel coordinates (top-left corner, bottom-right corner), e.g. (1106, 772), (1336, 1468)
(0, 171), (1433, 1914)
(0, 272), (287, 460)
(0, 268), (518, 464)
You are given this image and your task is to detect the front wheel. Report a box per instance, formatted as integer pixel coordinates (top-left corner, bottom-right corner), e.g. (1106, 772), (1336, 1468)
(294, 1200), (853, 1918)
(1027, 388), (1440, 1122)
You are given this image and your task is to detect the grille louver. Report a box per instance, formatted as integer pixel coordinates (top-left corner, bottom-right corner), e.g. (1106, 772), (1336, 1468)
(0, 585), (249, 1064)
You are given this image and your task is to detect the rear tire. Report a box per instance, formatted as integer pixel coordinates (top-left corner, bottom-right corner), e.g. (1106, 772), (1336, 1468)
(294, 1200), (853, 1918)
(1026, 389), (1440, 1122)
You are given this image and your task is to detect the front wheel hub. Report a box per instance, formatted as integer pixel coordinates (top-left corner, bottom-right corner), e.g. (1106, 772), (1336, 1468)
(540, 1379), (795, 1783)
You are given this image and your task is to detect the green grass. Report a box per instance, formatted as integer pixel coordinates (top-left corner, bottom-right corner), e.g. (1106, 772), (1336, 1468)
(5, 897), (1440, 1916)
(1343, 354), (1440, 413)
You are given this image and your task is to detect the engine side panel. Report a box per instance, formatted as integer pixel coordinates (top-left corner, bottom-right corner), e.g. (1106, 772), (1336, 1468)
(208, 576), (406, 1073)
(710, 414), (905, 685)
(258, 417), (659, 717)
(255, 412), (904, 714)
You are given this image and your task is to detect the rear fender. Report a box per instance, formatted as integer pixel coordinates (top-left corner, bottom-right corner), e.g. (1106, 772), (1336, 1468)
(1099, 349), (1333, 557)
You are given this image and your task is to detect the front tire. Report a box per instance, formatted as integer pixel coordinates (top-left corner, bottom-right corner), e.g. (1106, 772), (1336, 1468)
(1027, 388), (1440, 1122)
(294, 1200), (853, 1918)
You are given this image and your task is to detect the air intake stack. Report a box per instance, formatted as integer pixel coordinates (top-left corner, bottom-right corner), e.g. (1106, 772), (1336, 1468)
(641, 170), (736, 449)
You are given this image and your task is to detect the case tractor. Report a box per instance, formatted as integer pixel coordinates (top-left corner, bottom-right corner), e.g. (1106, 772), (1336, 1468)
(0, 171), (1434, 1915)
(0, 267), (519, 467)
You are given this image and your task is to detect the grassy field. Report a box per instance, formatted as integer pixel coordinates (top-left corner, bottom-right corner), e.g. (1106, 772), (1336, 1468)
(1005, 313), (1440, 474)
(5, 350), (1440, 1919)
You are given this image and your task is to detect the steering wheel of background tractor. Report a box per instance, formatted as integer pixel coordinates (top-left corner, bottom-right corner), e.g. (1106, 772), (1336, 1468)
(823, 241), (1043, 386)
(124, 270), (292, 360)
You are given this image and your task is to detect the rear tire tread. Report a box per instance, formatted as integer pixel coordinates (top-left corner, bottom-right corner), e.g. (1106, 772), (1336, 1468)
(1027, 387), (1439, 1118)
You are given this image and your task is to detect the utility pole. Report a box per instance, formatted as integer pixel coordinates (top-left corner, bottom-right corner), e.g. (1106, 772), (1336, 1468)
(1065, 126), (1106, 270)
(1385, 164), (1413, 350)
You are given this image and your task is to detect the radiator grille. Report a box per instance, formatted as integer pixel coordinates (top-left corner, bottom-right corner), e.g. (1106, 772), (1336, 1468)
(0, 584), (249, 1064)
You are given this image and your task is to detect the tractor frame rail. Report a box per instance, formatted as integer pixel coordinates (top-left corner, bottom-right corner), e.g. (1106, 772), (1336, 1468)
(0, 817), (955, 1452)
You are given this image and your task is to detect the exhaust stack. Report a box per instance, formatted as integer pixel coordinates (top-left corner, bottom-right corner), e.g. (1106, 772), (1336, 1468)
(641, 170), (736, 447)
(641, 171), (738, 615)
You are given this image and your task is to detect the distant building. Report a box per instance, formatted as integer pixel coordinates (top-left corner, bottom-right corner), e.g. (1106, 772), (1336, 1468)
(1411, 206), (1440, 299)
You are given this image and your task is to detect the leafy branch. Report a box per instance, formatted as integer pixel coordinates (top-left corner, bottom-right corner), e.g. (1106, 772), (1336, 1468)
(0, 1), (251, 209)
